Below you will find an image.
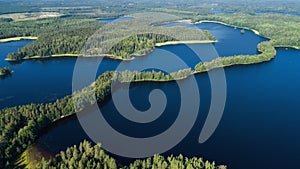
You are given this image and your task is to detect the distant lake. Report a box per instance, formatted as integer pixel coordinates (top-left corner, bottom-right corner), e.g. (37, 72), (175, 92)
(98, 17), (132, 23)
(1, 22), (300, 169)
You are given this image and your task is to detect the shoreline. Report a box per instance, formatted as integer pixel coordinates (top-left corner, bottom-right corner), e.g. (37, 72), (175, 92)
(5, 54), (79, 61)
(42, 42), (277, 127)
(5, 53), (136, 62)
(195, 20), (261, 36)
(195, 20), (300, 50)
(195, 20), (262, 35)
(177, 19), (262, 36)
(7, 41), (276, 168)
(155, 40), (217, 47)
(5, 40), (216, 62)
(274, 45), (300, 50)
(3, 20), (299, 63)
(179, 19), (300, 50)
(0, 36), (38, 43)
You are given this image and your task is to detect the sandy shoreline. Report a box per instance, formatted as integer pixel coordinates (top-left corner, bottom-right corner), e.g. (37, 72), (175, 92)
(197, 20), (261, 35)
(177, 19), (261, 35)
(155, 40), (217, 47)
(0, 36), (38, 43)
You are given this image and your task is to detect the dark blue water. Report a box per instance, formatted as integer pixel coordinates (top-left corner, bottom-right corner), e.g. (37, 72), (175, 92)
(2, 22), (296, 169)
(0, 42), (204, 108)
(98, 18), (118, 22)
(162, 22), (267, 56)
(34, 48), (300, 169)
(0, 43), (118, 109)
(98, 17), (132, 23)
(197, 22), (268, 56)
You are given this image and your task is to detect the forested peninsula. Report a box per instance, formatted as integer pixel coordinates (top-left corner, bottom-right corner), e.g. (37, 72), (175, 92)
(193, 14), (300, 49)
(0, 16), (104, 61)
(1, 13), (216, 61)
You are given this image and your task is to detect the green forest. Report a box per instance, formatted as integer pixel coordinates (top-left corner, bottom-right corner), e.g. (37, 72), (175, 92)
(36, 140), (226, 169)
(0, 67), (12, 78)
(0, 69), (223, 169)
(2, 16), (103, 61)
(193, 14), (300, 49)
(0, 1), (299, 168)
(108, 33), (175, 59)
(3, 14), (215, 61)
(195, 41), (276, 72)
(0, 71), (113, 168)
(3, 12), (297, 62)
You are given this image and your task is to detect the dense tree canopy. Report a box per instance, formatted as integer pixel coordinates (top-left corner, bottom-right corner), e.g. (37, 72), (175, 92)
(193, 14), (300, 49)
(0, 72), (113, 168)
(1, 16), (103, 60)
(108, 33), (175, 59)
(36, 140), (226, 169)
(195, 41), (276, 72)
(2, 13), (216, 61)
(0, 67), (12, 79)
(0, 1), (298, 168)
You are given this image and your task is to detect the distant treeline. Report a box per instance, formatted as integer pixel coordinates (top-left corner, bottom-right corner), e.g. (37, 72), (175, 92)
(1, 0), (299, 16)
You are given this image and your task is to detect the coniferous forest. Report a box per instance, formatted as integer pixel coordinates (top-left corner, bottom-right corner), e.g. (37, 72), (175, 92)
(0, 0), (299, 169)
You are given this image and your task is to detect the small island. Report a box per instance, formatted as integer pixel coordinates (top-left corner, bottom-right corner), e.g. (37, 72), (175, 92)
(0, 67), (12, 78)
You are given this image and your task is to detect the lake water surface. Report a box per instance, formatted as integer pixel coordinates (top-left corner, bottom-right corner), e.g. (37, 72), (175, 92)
(0, 22), (265, 109)
(1, 22), (299, 169)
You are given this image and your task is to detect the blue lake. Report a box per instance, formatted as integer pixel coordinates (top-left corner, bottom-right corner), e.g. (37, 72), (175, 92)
(33, 48), (300, 169)
(0, 22), (265, 109)
(1, 22), (299, 169)
(98, 17), (132, 23)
